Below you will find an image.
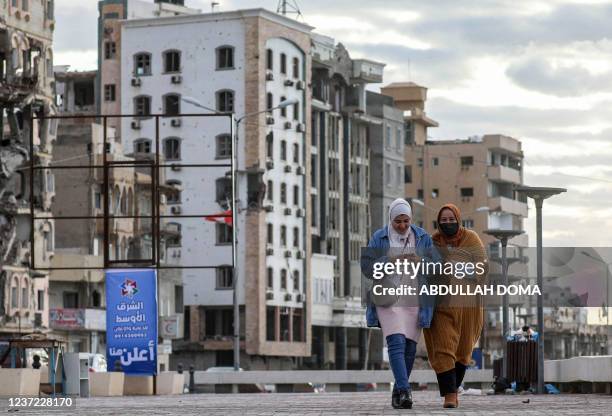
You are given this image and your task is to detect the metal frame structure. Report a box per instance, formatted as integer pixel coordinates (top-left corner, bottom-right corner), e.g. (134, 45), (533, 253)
(29, 112), (236, 272)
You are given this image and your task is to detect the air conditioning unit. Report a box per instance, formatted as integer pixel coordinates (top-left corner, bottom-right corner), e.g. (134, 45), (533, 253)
(171, 75), (182, 84)
(296, 166), (305, 175)
(284, 165), (292, 173)
(284, 79), (294, 87)
(295, 208), (304, 218)
(266, 160), (274, 170)
(266, 291), (274, 300)
(296, 80), (305, 90)
(265, 71), (274, 81)
(284, 121), (292, 129)
(296, 250), (305, 259)
(171, 164), (182, 171)
(266, 247), (274, 256)
(284, 293), (293, 301)
(264, 205), (274, 213)
(296, 293), (305, 303)
(171, 206), (182, 215)
(284, 250), (292, 258)
(131, 119), (141, 130)
(171, 118), (182, 127)
(266, 116), (275, 125)
(296, 123), (305, 133)
(284, 207), (292, 215)
(131, 78), (142, 87)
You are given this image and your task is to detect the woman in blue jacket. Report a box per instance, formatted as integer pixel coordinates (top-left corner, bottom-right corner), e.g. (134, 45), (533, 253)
(361, 198), (437, 409)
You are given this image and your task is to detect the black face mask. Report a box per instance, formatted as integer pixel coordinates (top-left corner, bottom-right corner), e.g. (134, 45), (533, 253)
(439, 222), (459, 236)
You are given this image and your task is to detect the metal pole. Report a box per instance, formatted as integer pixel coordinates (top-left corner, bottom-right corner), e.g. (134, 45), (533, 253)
(535, 198), (544, 394)
(231, 115), (239, 376)
(501, 237), (508, 379)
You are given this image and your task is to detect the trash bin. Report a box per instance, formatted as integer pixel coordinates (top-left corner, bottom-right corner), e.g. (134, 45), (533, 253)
(506, 340), (538, 391)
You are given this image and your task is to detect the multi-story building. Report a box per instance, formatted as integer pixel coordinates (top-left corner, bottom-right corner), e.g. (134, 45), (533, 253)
(1, 0), (57, 340)
(309, 34), (386, 370)
(50, 69), (182, 367)
(119, 8), (312, 369)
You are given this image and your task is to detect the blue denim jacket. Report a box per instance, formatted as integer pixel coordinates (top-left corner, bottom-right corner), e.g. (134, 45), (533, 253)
(360, 224), (439, 328)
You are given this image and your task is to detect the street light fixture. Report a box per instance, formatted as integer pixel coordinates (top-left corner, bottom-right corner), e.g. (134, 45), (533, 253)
(581, 250), (611, 354)
(514, 185), (566, 394)
(483, 228), (525, 380)
(181, 96), (220, 113)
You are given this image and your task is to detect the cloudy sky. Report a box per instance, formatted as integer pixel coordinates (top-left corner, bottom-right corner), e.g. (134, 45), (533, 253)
(54, 0), (612, 247)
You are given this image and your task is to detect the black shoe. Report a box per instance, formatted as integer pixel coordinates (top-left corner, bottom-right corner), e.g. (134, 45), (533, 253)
(400, 389), (413, 409)
(391, 389), (401, 409)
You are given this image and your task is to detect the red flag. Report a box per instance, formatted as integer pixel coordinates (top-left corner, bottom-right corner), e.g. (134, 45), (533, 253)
(204, 210), (233, 226)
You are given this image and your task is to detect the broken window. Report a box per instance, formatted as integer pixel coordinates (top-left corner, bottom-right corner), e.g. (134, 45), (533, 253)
(134, 139), (151, 153)
(74, 81), (94, 108)
(163, 137), (181, 160)
(216, 89), (234, 113)
(266, 49), (273, 71)
(104, 42), (116, 60)
(216, 46), (234, 69)
(280, 53), (287, 74)
(216, 134), (231, 159)
(163, 50), (180, 73)
(134, 95), (151, 117)
(134, 52), (151, 76)
(104, 84), (116, 102)
(164, 94), (180, 116)
(292, 57), (299, 78)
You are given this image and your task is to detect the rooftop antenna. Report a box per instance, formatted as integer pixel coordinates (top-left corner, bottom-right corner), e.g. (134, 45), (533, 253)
(211, 1), (219, 12)
(276, 0), (303, 20)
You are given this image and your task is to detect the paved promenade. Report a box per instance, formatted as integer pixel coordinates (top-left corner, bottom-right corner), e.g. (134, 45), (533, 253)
(2, 391), (612, 415)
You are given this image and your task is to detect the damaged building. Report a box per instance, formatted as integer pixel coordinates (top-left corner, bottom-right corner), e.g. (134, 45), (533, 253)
(1, 1), (57, 338)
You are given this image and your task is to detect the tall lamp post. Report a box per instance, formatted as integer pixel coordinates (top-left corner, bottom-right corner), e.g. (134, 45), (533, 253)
(484, 229), (524, 379)
(182, 96), (298, 374)
(514, 185), (566, 394)
(581, 250), (611, 354)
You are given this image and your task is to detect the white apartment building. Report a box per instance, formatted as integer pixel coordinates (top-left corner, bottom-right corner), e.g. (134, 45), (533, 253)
(120, 8), (313, 368)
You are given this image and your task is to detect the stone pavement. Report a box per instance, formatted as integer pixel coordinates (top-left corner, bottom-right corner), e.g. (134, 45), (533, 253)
(2, 391), (612, 415)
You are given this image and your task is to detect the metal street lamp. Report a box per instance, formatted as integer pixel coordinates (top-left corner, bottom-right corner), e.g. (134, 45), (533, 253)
(483, 228), (524, 379)
(514, 185), (566, 394)
(581, 250), (611, 354)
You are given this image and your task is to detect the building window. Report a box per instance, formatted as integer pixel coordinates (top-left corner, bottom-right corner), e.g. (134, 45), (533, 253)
(385, 163), (391, 186)
(47, 0), (54, 20)
(166, 180), (182, 204)
(396, 127), (402, 151)
(216, 223), (232, 244)
(280, 140), (287, 161)
(134, 95), (151, 117)
(11, 284), (18, 309)
(163, 50), (181, 73)
(174, 285), (183, 313)
(22, 0), (28, 12)
(134, 52), (151, 76)
(94, 192), (102, 209)
(417, 158), (423, 167)
(216, 46), (234, 69)
(104, 84), (116, 102)
(292, 143), (299, 163)
(215, 177), (232, 206)
(216, 89), (234, 113)
(293, 226), (299, 248)
(432, 221), (438, 230)
(292, 57), (299, 78)
(461, 156), (474, 167)
(461, 187), (474, 197)
(432, 188), (439, 198)
(396, 166), (402, 187)
(104, 41), (116, 60)
(280, 53), (287, 74)
(293, 102), (299, 121)
(462, 219), (474, 229)
(280, 225), (287, 246)
(37, 290), (44, 311)
(216, 267), (233, 289)
(63, 292), (78, 308)
(404, 165), (412, 183)
(266, 49), (273, 71)
(267, 223), (273, 244)
(280, 96), (287, 117)
(280, 183), (287, 204)
(417, 189), (424, 199)
(21, 285), (28, 308)
(386, 125), (391, 148)
(266, 306), (276, 341)
(163, 137), (181, 160)
(267, 268), (274, 289)
(293, 185), (299, 206)
(266, 132), (273, 159)
(134, 138), (151, 153)
(267, 181), (273, 201)
(164, 94), (180, 116)
(293, 270), (300, 291)
(216, 134), (231, 159)
(432, 157), (439, 166)
(266, 93), (273, 111)
(280, 269), (287, 289)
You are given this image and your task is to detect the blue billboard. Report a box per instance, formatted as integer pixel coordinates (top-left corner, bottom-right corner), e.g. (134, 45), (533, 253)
(105, 269), (158, 375)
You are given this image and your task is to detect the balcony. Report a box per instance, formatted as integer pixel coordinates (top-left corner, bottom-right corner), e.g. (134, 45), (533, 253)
(487, 165), (521, 184)
(483, 134), (522, 154)
(489, 196), (528, 217)
(49, 308), (106, 331)
(351, 59), (385, 84)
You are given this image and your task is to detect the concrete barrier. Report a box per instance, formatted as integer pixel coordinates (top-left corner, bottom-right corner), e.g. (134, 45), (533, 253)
(0, 369), (41, 397)
(156, 372), (184, 395)
(123, 375), (154, 396)
(90, 372), (125, 397)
